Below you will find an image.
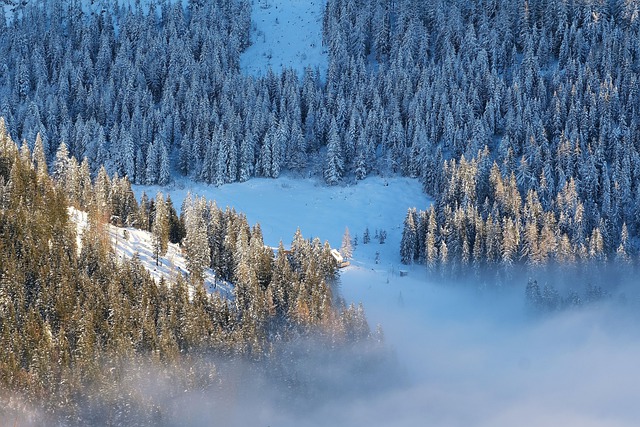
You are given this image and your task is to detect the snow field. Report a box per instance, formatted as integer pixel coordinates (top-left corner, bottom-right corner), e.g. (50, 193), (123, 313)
(134, 176), (429, 258)
(240, 0), (328, 78)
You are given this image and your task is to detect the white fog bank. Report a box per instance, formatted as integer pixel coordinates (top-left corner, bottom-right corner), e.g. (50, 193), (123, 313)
(339, 267), (640, 427)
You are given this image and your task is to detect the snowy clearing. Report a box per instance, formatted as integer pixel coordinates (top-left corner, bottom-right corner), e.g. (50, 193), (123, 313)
(134, 175), (428, 258)
(240, 0), (328, 79)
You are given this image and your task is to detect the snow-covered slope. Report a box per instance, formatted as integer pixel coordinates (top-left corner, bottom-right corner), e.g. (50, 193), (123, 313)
(135, 176), (428, 258)
(71, 175), (427, 304)
(240, 0), (328, 78)
(69, 207), (232, 299)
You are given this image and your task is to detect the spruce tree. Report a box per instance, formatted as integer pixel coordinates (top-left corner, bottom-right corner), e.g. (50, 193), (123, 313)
(152, 193), (170, 266)
(340, 227), (353, 260)
(324, 118), (344, 185)
(183, 195), (211, 284)
(400, 209), (417, 264)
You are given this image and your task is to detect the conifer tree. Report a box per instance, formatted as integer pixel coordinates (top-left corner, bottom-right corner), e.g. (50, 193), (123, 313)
(152, 192), (170, 266)
(341, 227), (353, 260)
(400, 208), (418, 264)
(166, 195), (185, 244)
(183, 195), (211, 284)
(324, 118), (344, 185)
(32, 133), (48, 182)
(363, 227), (371, 244)
(52, 142), (70, 185)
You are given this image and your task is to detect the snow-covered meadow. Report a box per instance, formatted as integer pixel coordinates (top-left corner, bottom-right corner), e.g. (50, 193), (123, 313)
(134, 175), (427, 255)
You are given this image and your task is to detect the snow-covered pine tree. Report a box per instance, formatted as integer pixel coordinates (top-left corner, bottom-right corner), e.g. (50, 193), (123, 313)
(183, 194), (211, 284)
(145, 141), (159, 185)
(400, 208), (417, 264)
(152, 192), (170, 266)
(341, 227), (353, 260)
(324, 118), (344, 185)
(118, 127), (136, 182)
(363, 226), (370, 244)
(52, 142), (70, 186)
(158, 142), (171, 185)
(32, 133), (48, 182)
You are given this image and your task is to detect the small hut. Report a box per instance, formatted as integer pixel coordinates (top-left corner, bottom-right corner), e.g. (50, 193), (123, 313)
(330, 249), (350, 268)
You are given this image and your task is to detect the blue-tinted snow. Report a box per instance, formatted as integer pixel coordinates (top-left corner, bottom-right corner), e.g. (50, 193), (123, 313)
(240, 0), (328, 79)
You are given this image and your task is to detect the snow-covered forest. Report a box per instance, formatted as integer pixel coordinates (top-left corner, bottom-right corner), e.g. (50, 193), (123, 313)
(0, 125), (378, 423)
(3, 0), (640, 424)
(2, 0), (640, 265)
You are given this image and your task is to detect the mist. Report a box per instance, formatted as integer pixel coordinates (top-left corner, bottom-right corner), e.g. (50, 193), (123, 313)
(4, 271), (639, 426)
(338, 267), (640, 427)
(154, 272), (640, 427)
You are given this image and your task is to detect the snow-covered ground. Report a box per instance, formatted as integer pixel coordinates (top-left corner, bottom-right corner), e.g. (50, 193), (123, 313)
(69, 207), (232, 299)
(240, 0), (328, 79)
(133, 176), (640, 427)
(135, 176), (427, 257)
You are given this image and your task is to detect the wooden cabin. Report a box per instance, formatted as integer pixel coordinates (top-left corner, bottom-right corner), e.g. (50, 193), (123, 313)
(331, 249), (350, 268)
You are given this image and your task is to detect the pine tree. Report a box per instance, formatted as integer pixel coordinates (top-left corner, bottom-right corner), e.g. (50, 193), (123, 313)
(400, 208), (417, 264)
(363, 227), (371, 244)
(425, 207), (438, 272)
(158, 142), (171, 186)
(288, 121), (307, 172)
(239, 133), (254, 182)
(145, 141), (159, 185)
(340, 227), (353, 260)
(52, 142), (70, 185)
(324, 118), (344, 185)
(32, 133), (48, 182)
(166, 195), (185, 244)
(501, 217), (520, 268)
(183, 195), (211, 284)
(615, 223), (630, 263)
(152, 193), (170, 266)
(119, 127), (136, 181)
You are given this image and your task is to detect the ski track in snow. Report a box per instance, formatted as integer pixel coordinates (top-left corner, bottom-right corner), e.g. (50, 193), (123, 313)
(240, 0), (328, 79)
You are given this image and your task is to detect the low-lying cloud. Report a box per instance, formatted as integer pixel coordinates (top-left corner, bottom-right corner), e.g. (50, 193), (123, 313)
(4, 273), (639, 426)
(337, 271), (640, 427)
(153, 276), (640, 427)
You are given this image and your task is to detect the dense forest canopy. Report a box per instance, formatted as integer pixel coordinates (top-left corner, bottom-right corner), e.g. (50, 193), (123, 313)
(1, 0), (640, 266)
(0, 119), (373, 423)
